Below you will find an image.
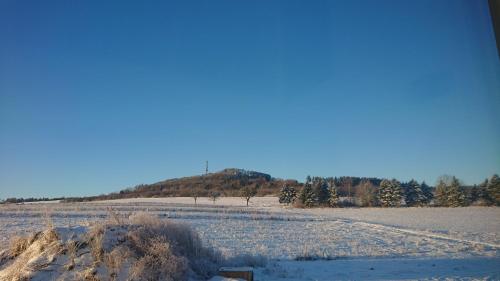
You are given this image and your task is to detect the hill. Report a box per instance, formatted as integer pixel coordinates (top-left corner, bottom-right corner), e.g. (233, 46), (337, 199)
(65, 168), (301, 202)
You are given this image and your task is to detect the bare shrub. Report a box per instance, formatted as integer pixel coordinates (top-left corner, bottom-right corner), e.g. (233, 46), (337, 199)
(129, 236), (188, 281)
(127, 212), (221, 279)
(65, 240), (78, 271)
(107, 207), (123, 225)
(87, 224), (105, 263)
(104, 246), (128, 280)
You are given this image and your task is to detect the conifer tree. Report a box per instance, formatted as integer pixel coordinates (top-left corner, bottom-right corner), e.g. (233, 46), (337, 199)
(404, 179), (426, 207)
(328, 181), (340, 207)
(447, 177), (465, 207)
(313, 178), (330, 205)
(299, 182), (316, 208)
(390, 179), (403, 207)
(486, 174), (500, 206)
(478, 178), (489, 204)
(421, 181), (433, 204)
(435, 176), (465, 207)
(379, 179), (402, 207)
(279, 186), (297, 205)
(378, 179), (392, 207)
(434, 179), (449, 206)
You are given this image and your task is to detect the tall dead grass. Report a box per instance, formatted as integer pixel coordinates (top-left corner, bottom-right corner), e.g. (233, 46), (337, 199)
(127, 212), (221, 279)
(1, 210), (264, 281)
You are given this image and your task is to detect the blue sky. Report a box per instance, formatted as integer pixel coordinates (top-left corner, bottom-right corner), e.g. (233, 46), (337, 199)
(1, 0), (499, 198)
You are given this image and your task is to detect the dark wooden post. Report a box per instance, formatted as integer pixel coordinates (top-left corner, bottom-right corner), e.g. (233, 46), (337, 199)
(218, 267), (253, 281)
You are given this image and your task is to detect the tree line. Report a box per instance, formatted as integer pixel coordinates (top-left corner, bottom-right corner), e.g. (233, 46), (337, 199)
(1, 172), (499, 207)
(279, 174), (500, 208)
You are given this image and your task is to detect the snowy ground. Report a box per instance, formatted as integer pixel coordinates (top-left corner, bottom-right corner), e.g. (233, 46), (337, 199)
(0, 197), (499, 280)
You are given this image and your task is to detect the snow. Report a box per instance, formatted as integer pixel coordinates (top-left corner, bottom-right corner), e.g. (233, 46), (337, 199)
(256, 257), (500, 280)
(94, 196), (279, 207)
(1, 197), (499, 280)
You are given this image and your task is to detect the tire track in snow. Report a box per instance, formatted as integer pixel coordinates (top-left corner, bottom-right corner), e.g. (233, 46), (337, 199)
(347, 219), (500, 249)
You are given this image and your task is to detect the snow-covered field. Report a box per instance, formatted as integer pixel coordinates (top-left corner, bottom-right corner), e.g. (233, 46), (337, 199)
(1, 197), (499, 280)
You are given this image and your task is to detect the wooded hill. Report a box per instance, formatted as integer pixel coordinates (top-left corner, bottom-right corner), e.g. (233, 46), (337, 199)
(61, 168), (390, 203)
(63, 168), (300, 202)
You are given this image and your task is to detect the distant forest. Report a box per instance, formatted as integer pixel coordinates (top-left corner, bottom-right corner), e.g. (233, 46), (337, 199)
(1, 168), (498, 207)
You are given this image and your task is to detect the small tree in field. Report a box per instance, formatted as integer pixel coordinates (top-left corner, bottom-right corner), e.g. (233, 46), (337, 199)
(298, 183), (316, 208)
(279, 186), (297, 205)
(210, 191), (220, 204)
(191, 190), (199, 206)
(241, 185), (258, 206)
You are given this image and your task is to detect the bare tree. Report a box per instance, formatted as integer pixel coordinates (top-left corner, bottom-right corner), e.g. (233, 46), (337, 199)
(191, 190), (199, 206)
(210, 191), (220, 204)
(355, 181), (378, 207)
(343, 177), (353, 204)
(241, 185), (258, 207)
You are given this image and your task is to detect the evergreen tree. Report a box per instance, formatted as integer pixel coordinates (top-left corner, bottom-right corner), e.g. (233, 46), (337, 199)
(435, 176), (466, 207)
(378, 179), (391, 207)
(434, 179), (449, 206)
(478, 179), (489, 203)
(328, 181), (340, 207)
(486, 174), (500, 206)
(447, 177), (465, 207)
(404, 179), (426, 207)
(390, 179), (403, 207)
(313, 178), (330, 205)
(299, 182), (316, 208)
(306, 175), (312, 184)
(279, 186), (297, 205)
(420, 181), (433, 204)
(467, 185), (480, 205)
(379, 179), (402, 207)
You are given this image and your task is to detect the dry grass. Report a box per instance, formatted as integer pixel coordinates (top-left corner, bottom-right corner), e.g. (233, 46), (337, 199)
(1, 228), (60, 281)
(64, 240), (78, 271)
(104, 246), (127, 280)
(0, 211), (264, 281)
(88, 224), (105, 263)
(129, 236), (188, 281)
(9, 236), (32, 258)
(127, 212), (221, 279)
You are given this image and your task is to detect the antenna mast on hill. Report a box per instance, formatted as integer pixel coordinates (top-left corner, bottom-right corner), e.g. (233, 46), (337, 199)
(205, 161), (208, 175)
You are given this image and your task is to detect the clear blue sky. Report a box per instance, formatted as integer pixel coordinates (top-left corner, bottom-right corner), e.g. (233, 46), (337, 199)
(1, 0), (499, 198)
